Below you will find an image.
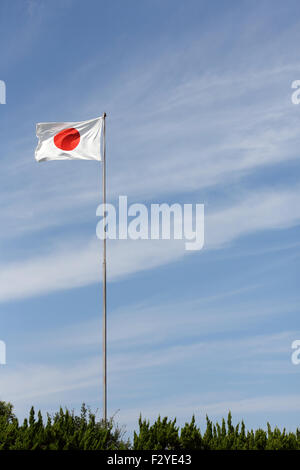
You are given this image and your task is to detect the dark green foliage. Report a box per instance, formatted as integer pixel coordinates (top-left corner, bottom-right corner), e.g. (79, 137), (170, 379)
(0, 402), (129, 450)
(132, 410), (300, 450)
(133, 415), (180, 450)
(0, 402), (300, 450)
(180, 415), (202, 450)
(0, 401), (15, 423)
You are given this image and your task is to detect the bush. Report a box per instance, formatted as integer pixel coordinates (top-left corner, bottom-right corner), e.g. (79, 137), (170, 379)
(133, 415), (180, 450)
(0, 402), (129, 450)
(133, 410), (300, 450)
(0, 402), (299, 450)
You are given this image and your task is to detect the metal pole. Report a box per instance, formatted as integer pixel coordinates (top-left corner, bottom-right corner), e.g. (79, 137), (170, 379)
(102, 112), (107, 423)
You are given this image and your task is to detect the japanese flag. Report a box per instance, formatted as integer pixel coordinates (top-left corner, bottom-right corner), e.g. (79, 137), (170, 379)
(35, 116), (103, 162)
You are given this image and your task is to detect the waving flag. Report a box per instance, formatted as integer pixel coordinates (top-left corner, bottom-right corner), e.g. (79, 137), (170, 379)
(35, 116), (103, 162)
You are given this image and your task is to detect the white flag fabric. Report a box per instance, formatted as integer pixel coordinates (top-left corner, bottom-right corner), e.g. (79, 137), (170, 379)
(35, 117), (103, 162)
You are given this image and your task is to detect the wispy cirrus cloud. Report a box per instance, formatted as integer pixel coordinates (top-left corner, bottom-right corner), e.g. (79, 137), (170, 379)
(1, 185), (300, 302)
(1, 327), (298, 427)
(1, 54), (300, 244)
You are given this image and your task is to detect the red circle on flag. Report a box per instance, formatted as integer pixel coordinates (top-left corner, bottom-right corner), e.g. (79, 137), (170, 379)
(54, 128), (80, 151)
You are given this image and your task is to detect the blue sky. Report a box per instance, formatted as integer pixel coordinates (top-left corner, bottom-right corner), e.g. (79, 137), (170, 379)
(1, 0), (300, 435)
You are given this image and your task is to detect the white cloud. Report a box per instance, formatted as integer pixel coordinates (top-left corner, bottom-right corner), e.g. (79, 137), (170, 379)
(0, 238), (184, 302)
(1, 328), (299, 426)
(1, 57), (300, 242)
(35, 292), (300, 356)
(206, 187), (300, 248)
(0, 358), (100, 404)
(1, 185), (300, 302)
(116, 393), (300, 432)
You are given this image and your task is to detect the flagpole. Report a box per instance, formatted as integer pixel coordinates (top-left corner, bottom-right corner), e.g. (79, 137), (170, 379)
(102, 112), (107, 423)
